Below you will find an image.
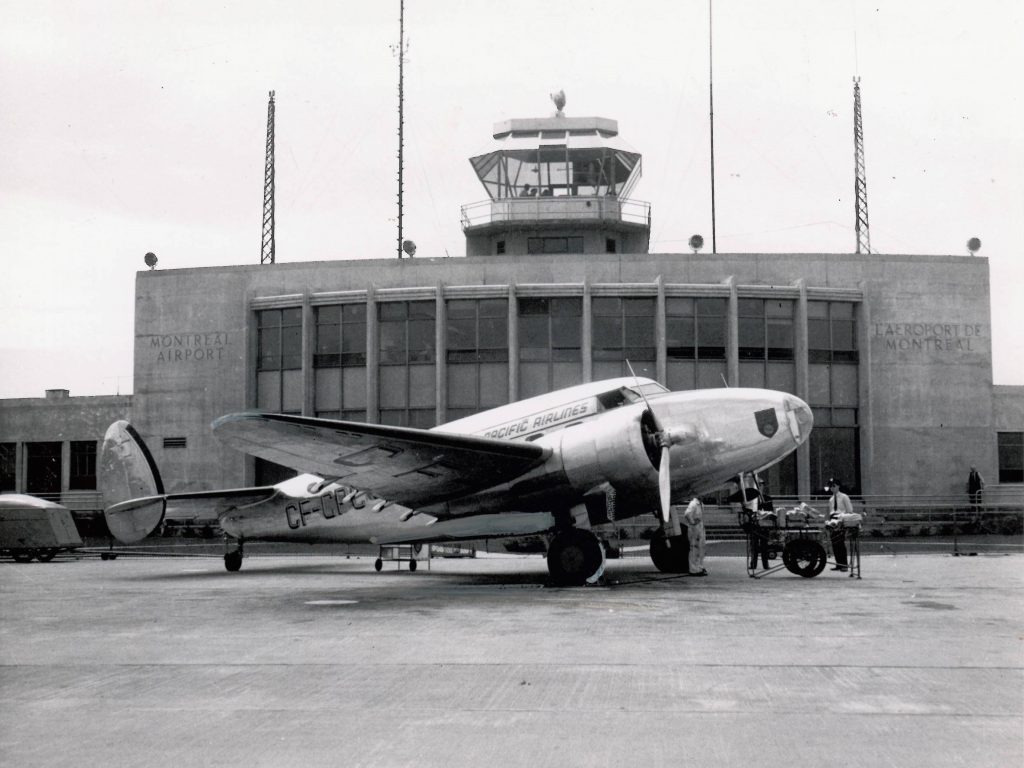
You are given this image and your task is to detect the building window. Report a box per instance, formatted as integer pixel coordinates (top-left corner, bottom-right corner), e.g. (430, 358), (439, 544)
(446, 298), (508, 420)
(314, 304), (368, 421)
(69, 441), (97, 490)
(998, 432), (1023, 483)
(808, 301), (858, 363)
(162, 437), (187, 449)
(25, 442), (61, 496)
(518, 297), (582, 398)
(256, 308), (303, 414)
(527, 237), (584, 255)
(666, 297), (727, 390)
(496, 240), (505, 255)
(605, 238), (617, 254)
(0, 443), (15, 491)
(379, 301), (437, 428)
(737, 298), (796, 392)
(592, 296), (655, 380)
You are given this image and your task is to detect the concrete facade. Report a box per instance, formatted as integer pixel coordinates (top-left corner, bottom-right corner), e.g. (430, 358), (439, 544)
(118, 249), (1018, 499)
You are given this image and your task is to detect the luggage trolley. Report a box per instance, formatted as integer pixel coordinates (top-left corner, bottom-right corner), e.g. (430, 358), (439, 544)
(744, 504), (861, 579)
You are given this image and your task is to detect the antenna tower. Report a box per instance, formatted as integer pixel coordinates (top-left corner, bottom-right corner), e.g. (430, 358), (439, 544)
(853, 77), (871, 254)
(261, 90), (276, 264)
(394, 0), (409, 259)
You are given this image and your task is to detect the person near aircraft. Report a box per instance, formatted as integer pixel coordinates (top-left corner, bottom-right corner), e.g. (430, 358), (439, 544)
(825, 478), (853, 571)
(966, 465), (984, 519)
(731, 477), (767, 572)
(681, 496), (707, 575)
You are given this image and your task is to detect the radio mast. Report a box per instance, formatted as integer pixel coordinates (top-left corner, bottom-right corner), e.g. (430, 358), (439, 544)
(853, 77), (871, 255)
(261, 91), (276, 264)
(394, 0), (409, 259)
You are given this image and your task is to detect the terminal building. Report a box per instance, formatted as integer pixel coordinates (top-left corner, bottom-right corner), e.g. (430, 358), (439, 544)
(2, 106), (1022, 510)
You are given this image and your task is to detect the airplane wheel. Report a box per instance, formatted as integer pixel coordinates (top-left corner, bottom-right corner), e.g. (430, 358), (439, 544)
(374, 558), (383, 572)
(12, 551), (33, 564)
(782, 539), (827, 578)
(224, 550), (243, 572)
(547, 529), (603, 587)
(409, 559), (417, 572)
(35, 549), (57, 563)
(649, 530), (689, 574)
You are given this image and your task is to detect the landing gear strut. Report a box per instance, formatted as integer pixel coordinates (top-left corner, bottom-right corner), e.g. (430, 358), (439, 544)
(547, 528), (605, 586)
(224, 538), (243, 572)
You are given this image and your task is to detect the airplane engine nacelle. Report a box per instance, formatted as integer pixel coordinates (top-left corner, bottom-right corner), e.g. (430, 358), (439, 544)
(557, 405), (658, 502)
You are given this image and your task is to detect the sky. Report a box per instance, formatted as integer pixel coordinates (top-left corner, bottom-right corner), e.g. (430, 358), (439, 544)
(1, 0), (1022, 398)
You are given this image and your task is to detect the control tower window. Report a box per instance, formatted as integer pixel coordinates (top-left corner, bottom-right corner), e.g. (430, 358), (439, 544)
(496, 240), (505, 255)
(527, 237), (583, 255)
(606, 238), (617, 253)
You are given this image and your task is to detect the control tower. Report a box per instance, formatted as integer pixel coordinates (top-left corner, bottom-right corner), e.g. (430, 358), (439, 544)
(461, 96), (650, 257)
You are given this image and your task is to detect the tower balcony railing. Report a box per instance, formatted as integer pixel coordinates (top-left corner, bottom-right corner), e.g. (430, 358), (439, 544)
(461, 195), (651, 231)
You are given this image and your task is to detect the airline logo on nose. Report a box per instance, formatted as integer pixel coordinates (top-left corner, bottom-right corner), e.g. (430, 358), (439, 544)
(755, 408), (778, 438)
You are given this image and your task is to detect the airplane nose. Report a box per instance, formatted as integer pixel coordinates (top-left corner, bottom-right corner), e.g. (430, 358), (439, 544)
(783, 395), (813, 444)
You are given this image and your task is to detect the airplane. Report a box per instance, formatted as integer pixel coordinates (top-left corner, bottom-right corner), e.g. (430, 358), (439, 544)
(99, 377), (813, 586)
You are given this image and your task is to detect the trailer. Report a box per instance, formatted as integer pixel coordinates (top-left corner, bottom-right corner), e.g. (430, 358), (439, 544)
(0, 494), (83, 563)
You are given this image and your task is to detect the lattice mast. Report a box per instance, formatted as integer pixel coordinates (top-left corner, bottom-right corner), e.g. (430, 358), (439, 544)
(394, 0), (408, 258)
(853, 77), (871, 254)
(261, 91), (276, 264)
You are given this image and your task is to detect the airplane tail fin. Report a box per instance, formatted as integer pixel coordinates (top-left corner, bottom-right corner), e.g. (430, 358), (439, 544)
(98, 421), (167, 543)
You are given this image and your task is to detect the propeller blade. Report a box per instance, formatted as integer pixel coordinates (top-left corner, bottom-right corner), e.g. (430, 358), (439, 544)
(659, 444), (672, 522)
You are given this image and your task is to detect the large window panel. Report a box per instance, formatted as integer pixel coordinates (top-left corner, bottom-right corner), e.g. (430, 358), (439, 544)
(998, 432), (1023, 483)
(517, 296), (581, 395)
(739, 361), (766, 388)
(0, 443), (15, 491)
(446, 299), (508, 416)
(831, 364), (859, 406)
(69, 441), (97, 491)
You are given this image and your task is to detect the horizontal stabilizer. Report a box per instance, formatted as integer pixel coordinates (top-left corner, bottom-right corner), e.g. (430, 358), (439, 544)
(105, 496), (167, 544)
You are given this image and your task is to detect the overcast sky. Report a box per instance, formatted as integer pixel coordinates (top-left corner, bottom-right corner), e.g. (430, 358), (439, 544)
(2, 0), (1021, 399)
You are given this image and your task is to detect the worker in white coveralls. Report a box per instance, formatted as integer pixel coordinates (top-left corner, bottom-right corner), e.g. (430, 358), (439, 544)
(681, 497), (707, 575)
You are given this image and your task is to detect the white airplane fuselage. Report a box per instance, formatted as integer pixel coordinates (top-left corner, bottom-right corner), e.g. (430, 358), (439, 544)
(214, 381), (811, 546)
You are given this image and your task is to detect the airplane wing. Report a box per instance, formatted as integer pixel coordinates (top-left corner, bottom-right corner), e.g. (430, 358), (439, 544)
(212, 413), (551, 508)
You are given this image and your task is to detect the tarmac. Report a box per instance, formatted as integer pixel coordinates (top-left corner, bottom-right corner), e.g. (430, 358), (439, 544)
(1, 552), (1021, 768)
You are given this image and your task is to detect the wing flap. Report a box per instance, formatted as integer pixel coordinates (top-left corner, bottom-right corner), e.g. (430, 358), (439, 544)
(212, 413), (549, 507)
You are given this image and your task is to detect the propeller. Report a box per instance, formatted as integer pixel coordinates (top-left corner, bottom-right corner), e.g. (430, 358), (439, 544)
(626, 362), (673, 523)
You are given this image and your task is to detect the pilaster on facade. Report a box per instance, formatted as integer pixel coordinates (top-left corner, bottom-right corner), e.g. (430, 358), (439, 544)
(725, 276), (739, 387)
(856, 283), (873, 495)
(301, 291), (314, 417)
(365, 287), (379, 422)
(508, 284), (518, 402)
(582, 279), (593, 382)
(435, 282), (446, 424)
(655, 275), (666, 385)
(794, 278), (810, 497)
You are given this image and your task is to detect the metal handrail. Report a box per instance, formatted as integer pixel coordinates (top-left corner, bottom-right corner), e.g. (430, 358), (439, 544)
(461, 195), (651, 230)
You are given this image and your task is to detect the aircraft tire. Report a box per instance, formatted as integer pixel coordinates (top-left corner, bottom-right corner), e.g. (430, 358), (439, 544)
(649, 530), (689, 574)
(35, 549), (58, 563)
(782, 539), (827, 578)
(374, 558), (383, 572)
(409, 559), (417, 572)
(224, 550), (243, 572)
(12, 551), (34, 564)
(547, 529), (603, 587)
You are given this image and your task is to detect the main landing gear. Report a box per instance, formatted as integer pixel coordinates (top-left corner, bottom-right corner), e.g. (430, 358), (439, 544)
(547, 528), (605, 587)
(224, 538), (243, 572)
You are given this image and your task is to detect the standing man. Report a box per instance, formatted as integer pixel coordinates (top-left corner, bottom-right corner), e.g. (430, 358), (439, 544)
(826, 478), (853, 572)
(682, 496), (707, 576)
(967, 466), (985, 518)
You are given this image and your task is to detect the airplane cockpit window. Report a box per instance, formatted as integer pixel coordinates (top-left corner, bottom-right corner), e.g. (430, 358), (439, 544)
(596, 382), (668, 410)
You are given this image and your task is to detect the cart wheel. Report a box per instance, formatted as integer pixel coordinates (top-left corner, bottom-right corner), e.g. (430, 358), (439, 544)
(374, 558), (383, 572)
(12, 551), (33, 564)
(35, 549), (57, 563)
(782, 539), (827, 578)
(409, 559), (417, 572)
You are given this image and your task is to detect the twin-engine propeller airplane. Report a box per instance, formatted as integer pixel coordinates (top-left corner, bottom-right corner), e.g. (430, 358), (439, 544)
(100, 377), (812, 586)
